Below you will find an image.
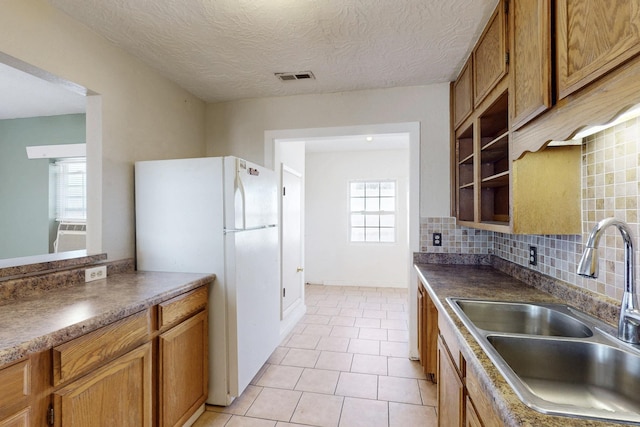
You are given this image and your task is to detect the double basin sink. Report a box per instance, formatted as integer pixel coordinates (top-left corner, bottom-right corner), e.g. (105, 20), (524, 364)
(447, 298), (640, 424)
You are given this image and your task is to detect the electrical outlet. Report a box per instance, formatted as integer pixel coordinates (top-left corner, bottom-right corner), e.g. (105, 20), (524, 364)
(433, 232), (442, 247)
(85, 266), (107, 282)
(529, 246), (538, 266)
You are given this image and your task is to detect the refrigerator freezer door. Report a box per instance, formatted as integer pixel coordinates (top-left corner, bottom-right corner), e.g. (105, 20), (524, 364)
(224, 157), (278, 230)
(135, 157), (224, 274)
(225, 225), (280, 397)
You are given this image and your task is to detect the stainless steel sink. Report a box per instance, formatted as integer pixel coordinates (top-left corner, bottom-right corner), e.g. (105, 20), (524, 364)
(447, 297), (640, 424)
(487, 335), (640, 422)
(453, 299), (593, 337)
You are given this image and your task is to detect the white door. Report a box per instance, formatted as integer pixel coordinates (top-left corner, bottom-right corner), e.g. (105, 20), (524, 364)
(281, 164), (303, 316)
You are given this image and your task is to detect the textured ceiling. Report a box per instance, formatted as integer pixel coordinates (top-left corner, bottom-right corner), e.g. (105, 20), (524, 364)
(47, 0), (497, 103)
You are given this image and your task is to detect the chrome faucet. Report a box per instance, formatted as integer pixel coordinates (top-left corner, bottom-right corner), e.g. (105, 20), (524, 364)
(577, 217), (640, 344)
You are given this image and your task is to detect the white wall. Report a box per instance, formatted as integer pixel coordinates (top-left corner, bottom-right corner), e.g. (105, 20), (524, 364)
(305, 149), (409, 287)
(206, 84), (451, 218)
(0, 0), (206, 261)
(2, 1), (452, 261)
(279, 140), (306, 175)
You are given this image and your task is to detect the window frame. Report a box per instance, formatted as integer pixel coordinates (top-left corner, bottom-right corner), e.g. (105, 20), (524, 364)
(348, 179), (397, 244)
(52, 157), (87, 222)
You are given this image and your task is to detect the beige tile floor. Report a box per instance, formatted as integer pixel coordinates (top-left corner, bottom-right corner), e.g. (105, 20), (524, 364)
(193, 284), (438, 427)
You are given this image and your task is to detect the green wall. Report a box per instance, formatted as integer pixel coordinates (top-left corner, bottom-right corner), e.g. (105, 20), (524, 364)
(0, 114), (85, 258)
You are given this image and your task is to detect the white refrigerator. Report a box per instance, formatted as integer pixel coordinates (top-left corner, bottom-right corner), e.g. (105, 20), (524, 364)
(134, 156), (280, 406)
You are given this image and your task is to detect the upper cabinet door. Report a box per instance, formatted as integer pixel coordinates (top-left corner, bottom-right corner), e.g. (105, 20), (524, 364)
(453, 57), (474, 129)
(557, 0), (640, 99)
(510, 0), (552, 130)
(473, 0), (508, 108)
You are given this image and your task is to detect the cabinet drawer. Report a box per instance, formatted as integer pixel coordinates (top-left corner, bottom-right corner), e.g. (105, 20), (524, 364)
(53, 309), (151, 386)
(0, 359), (29, 411)
(158, 286), (207, 330)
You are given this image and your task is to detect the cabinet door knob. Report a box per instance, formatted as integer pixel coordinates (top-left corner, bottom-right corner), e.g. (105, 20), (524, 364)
(296, 267), (304, 272)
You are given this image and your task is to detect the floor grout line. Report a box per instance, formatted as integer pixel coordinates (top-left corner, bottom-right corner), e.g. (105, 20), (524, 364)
(197, 285), (436, 427)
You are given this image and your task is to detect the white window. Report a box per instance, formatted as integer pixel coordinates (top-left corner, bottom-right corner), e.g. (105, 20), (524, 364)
(53, 158), (87, 221)
(350, 180), (396, 243)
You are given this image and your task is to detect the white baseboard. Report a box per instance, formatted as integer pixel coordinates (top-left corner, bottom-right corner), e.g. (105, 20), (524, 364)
(280, 302), (306, 342)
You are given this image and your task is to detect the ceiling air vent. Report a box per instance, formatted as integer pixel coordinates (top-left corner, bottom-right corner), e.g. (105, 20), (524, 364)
(275, 71), (315, 82)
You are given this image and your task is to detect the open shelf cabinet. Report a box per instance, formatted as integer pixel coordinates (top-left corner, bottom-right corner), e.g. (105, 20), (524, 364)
(455, 91), (510, 231)
(480, 92), (509, 225)
(456, 125), (474, 222)
(450, 0), (597, 236)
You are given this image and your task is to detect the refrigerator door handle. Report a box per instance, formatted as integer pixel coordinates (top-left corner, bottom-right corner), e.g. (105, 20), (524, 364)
(224, 224), (277, 234)
(235, 160), (247, 230)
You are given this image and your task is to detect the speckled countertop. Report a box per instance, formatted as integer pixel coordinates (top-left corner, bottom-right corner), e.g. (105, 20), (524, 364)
(415, 262), (632, 427)
(0, 271), (214, 367)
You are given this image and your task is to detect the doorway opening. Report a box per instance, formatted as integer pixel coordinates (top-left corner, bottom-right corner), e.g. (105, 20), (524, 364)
(266, 122), (420, 358)
(304, 134), (410, 287)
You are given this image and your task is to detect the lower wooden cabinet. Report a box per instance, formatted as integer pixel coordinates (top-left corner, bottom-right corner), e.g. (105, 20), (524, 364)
(0, 359), (31, 427)
(419, 278), (502, 427)
(465, 364), (503, 426)
(159, 310), (208, 427)
(53, 342), (153, 427)
(417, 281), (438, 380)
(437, 335), (463, 427)
(465, 397), (482, 427)
(0, 285), (210, 426)
(437, 319), (502, 427)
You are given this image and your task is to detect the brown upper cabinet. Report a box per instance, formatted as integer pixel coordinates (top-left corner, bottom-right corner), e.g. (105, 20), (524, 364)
(453, 57), (473, 129)
(451, 0), (582, 235)
(473, 0), (508, 108)
(509, 0), (552, 130)
(556, 0), (640, 99)
(455, 87), (513, 233)
(453, 0), (640, 234)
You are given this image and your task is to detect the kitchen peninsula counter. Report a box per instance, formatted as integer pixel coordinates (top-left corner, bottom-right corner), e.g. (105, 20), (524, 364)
(415, 261), (627, 427)
(0, 270), (214, 367)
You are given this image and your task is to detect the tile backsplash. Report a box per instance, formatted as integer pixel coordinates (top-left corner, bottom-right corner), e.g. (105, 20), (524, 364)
(421, 115), (640, 301)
